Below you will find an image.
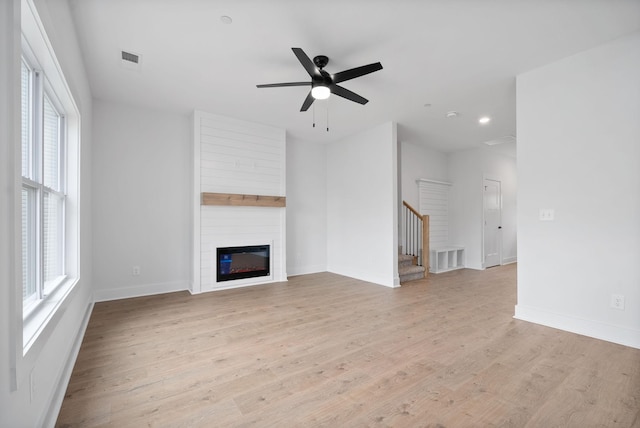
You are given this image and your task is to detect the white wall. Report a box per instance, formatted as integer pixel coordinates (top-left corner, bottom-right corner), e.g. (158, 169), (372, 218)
(400, 141), (448, 209)
(92, 100), (191, 301)
(286, 138), (327, 276)
(0, 0), (94, 426)
(516, 32), (640, 349)
(326, 122), (399, 287)
(448, 148), (517, 269)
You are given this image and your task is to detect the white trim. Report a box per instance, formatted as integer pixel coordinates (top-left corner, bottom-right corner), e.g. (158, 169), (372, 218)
(416, 178), (452, 186)
(502, 256), (517, 265)
(23, 276), (76, 354)
(192, 110), (201, 294)
(514, 304), (640, 350)
(2, 0), (22, 393)
(287, 265), (328, 277)
(40, 300), (93, 428)
(94, 281), (189, 303)
(22, 0), (78, 116)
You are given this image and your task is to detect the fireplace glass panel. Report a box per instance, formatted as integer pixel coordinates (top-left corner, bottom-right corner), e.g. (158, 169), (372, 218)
(216, 245), (270, 282)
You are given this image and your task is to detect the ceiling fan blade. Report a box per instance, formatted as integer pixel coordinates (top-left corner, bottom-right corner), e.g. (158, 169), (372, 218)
(292, 47), (318, 77)
(257, 82), (311, 88)
(300, 91), (315, 112)
(333, 62), (383, 84)
(330, 85), (369, 105)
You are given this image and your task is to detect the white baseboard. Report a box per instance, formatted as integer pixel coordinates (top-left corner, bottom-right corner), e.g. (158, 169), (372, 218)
(502, 256), (517, 265)
(287, 264), (327, 277)
(327, 265), (399, 288)
(42, 300), (94, 428)
(514, 304), (640, 349)
(94, 280), (189, 302)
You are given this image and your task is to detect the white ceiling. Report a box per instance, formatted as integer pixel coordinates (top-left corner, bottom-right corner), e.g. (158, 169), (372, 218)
(67, 0), (640, 154)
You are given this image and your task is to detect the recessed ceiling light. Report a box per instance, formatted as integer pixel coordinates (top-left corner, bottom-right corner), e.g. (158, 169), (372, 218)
(479, 116), (491, 124)
(446, 111), (458, 118)
(483, 135), (516, 146)
(220, 15), (233, 24)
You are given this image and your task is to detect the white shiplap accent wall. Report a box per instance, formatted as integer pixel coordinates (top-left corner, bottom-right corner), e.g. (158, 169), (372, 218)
(193, 111), (286, 293)
(417, 179), (451, 249)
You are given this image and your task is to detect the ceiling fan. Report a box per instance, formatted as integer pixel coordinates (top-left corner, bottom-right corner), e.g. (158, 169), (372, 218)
(257, 47), (383, 112)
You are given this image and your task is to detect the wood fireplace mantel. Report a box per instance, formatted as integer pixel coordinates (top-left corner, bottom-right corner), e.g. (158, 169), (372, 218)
(201, 192), (286, 208)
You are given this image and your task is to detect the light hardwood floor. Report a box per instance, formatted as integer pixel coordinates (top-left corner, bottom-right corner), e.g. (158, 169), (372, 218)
(56, 265), (640, 427)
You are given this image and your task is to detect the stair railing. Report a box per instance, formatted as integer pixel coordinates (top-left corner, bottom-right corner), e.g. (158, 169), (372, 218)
(402, 201), (429, 273)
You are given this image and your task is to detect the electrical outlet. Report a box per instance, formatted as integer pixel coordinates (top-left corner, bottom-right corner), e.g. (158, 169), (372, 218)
(611, 294), (625, 310)
(132, 265), (141, 276)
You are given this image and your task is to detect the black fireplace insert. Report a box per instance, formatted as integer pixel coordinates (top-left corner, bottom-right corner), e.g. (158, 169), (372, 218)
(216, 245), (270, 282)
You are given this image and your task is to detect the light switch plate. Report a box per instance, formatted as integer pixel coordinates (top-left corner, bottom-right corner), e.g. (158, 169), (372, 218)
(539, 208), (555, 221)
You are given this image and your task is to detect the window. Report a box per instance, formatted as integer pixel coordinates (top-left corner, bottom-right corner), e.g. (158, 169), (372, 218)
(21, 55), (68, 318)
(19, 15), (81, 357)
(12, 0), (81, 391)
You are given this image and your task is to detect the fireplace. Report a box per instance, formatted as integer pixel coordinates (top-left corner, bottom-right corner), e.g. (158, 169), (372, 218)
(216, 245), (270, 282)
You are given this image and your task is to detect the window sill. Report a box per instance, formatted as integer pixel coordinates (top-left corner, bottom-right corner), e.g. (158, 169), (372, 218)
(23, 275), (78, 356)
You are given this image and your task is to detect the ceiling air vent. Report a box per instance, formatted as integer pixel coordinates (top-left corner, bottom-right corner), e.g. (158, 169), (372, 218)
(121, 51), (139, 64)
(120, 50), (142, 71)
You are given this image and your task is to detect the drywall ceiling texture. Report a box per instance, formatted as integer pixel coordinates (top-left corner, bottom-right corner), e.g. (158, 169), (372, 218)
(67, 0), (640, 153)
(516, 32), (640, 349)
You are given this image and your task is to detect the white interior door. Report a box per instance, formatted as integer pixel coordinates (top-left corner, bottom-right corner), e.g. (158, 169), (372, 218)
(483, 178), (502, 268)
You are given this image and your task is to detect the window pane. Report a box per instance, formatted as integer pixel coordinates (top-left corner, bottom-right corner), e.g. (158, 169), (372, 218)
(22, 187), (36, 304)
(43, 191), (63, 284)
(21, 61), (31, 178)
(43, 96), (60, 190)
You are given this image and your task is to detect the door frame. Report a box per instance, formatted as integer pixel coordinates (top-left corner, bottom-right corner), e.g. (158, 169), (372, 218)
(482, 174), (502, 269)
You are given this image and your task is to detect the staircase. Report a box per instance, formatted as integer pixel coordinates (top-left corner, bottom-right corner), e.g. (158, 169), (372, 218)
(399, 254), (426, 283)
(399, 201), (429, 284)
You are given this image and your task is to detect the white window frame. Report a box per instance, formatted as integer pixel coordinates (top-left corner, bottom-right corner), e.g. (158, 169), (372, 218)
(18, 0), (81, 363)
(22, 53), (68, 319)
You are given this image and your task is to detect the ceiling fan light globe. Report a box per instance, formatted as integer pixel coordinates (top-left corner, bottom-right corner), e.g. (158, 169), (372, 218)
(311, 85), (330, 100)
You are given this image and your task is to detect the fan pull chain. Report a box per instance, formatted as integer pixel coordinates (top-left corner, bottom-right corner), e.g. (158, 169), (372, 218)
(312, 103), (316, 128)
(326, 99), (329, 132)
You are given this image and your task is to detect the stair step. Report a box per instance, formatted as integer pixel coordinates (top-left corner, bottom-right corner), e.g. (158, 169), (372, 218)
(398, 254), (417, 267)
(399, 264), (425, 283)
(399, 264), (424, 275)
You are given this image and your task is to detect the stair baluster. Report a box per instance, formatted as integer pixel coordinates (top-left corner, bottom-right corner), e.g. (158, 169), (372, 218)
(401, 201), (429, 279)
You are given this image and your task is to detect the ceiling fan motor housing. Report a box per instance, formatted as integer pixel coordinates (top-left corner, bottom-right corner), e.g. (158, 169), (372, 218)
(313, 55), (329, 69)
